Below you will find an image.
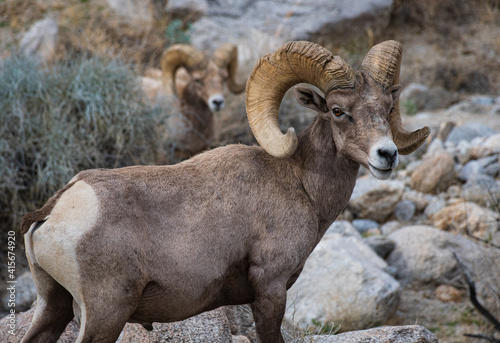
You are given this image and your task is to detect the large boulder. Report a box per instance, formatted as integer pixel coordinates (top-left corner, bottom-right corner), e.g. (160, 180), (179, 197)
(386, 225), (500, 289)
(347, 177), (404, 222)
(429, 200), (499, 241)
(174, 0), (394, 63)
(410, 151), (456, 194)
(285, 221), (400, 332)
(0, 307), (233, 343)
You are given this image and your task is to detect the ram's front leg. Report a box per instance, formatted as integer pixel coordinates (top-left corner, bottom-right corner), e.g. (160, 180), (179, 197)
(250, 276), (287, 343)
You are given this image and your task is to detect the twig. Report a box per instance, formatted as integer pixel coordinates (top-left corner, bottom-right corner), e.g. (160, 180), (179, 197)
(453, 252), (500, 341)
(463, 333), (500, 343)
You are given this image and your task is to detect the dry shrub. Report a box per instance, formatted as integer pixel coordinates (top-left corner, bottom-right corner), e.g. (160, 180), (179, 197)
(0, 53), (172, 236)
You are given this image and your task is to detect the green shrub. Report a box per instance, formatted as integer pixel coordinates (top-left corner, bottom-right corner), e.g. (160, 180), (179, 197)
(0, 53), (169, 233)
(165, 19), (192, 45)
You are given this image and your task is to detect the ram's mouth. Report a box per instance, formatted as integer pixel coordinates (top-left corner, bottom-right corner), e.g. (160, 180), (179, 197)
(368, 164), (393, 180)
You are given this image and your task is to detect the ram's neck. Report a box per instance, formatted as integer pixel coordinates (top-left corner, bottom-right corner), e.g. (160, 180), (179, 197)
(291, 117), (359, 235)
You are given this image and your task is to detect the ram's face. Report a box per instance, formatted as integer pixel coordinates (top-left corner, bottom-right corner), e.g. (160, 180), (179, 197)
(295, 74), (402, 180)
(190, 61), (228, 112)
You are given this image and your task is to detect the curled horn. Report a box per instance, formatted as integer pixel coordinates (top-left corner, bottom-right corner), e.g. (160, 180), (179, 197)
(214, 43), (247, 94)
(161, 44), (207, 96)
(246, 41), (355, 158)
(360, 40), (430, 155)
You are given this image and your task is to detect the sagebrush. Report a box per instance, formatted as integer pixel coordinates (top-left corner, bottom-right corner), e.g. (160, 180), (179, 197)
(0, 53), (172, 235)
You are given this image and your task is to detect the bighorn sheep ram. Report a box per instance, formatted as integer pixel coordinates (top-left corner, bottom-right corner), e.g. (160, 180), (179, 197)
(21, 40), (429, 343)
(161, 43), (246, 156)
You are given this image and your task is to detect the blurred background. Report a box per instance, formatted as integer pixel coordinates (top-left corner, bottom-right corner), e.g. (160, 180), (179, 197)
(0, 1), (499, 342)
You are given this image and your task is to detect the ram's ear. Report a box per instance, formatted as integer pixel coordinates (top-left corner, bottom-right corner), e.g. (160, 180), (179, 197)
(390, 84), (402, 103)
(294, 87), (328, 113)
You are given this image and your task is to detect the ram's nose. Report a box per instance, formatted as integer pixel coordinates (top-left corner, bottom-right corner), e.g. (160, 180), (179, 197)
(368, 138), (399, 180)
(209, 95), (225, 112)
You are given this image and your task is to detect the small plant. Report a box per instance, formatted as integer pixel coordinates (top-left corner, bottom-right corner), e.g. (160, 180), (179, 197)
(0, 52), (170, 235)
(165, 19), (192, 45)
(402, 100), (418, 115)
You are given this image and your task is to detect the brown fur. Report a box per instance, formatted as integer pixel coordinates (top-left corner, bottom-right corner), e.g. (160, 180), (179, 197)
(21, 71), (420, 343)
(170, 61), (241, 157)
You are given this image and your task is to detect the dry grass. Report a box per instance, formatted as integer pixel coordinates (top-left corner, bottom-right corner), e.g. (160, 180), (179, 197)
(0, 53), (173, 238)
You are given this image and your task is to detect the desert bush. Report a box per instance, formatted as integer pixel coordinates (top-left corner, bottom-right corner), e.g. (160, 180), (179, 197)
(0, 52), (169, 234)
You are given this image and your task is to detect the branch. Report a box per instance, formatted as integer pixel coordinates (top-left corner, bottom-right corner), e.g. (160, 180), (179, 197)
(463, 334), (500, 343)
(453, 252), (500, 333)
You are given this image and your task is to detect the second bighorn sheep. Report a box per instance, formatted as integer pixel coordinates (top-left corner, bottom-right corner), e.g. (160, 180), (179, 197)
(162, 43), (246, 156)
(21, 40), (429, 343)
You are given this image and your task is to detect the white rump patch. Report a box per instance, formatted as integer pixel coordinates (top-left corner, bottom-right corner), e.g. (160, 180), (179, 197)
(32, 181), (99, 303)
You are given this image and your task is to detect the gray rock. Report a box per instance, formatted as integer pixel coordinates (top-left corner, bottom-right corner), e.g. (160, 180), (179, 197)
(446, 123), (496, 145)
(393, 200), (416, 222)
(352, 219), (379, 234)
(188, 0), (394, 63)
(1, 307), (233, 343)
(400, 83), (457, 111)
(423, 197), (446, 218)
(19, 18), (58, 62)
(105, 0), (153, 25)
(380, 221), (403, 236)
(348, 177), (404, 222)
(285, 224), (400, 332)
(462, 175), (500, 207)
(458, 160), (485, 182)
(291, 325), (438, 343)
(364, 235), (396, 259)
(387, 225), (500, 287)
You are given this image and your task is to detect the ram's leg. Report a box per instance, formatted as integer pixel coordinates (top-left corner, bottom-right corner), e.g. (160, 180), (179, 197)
(21, 265), (74, 343)
(251, 280), (287, 343)
(75, 281), (142, 343)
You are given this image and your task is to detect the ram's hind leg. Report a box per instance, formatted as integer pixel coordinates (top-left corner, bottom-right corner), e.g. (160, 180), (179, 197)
(75, 281), (142, 343)
(21, 265), (74, 343)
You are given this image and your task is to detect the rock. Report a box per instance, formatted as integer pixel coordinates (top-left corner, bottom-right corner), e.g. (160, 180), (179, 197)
(224, 305), (256, 343)
(410, 151), (456, 194)
(7, 272), (36, 312)
(290, 325), (438, 343)
(364, 235), (396, 259)
(19, 18), (58, 62)
(0, 307), (79, 343)
(187, 0), (394, 63)
(386, 225), (500, 287)
(400, 83), (457, 111)
(458, 160), (486, 182)
(423, 197), (446, 218)
(232, 335), (251, 343)
(393, 200), (416, 222)
(462, 175), (500, 207)
(121, 308), (233, 343)
(166, 0), (209, 21)
(435, 284), (462, 303)
(348, 177), (404, 222)
(446, 123), (496, 145)
(380, 221), (403, 236)
(1, 307), (233, 343)
(458, 155), (499, 182)
(105, 0), (153, 26)
(423, 138), (446, 159)
(285, 223), (400, 332)
(352, 219), (379, 234)
(429, 200), (499, 239)
(401, 190), (430, 212)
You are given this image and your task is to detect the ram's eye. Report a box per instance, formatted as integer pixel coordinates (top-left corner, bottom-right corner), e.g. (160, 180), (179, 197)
(331, 107), (343, 117)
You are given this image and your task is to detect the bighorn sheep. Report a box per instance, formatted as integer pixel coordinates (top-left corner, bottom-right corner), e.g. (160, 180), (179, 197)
(161, 43), (246, 157)
(21, 40), (429, 343)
